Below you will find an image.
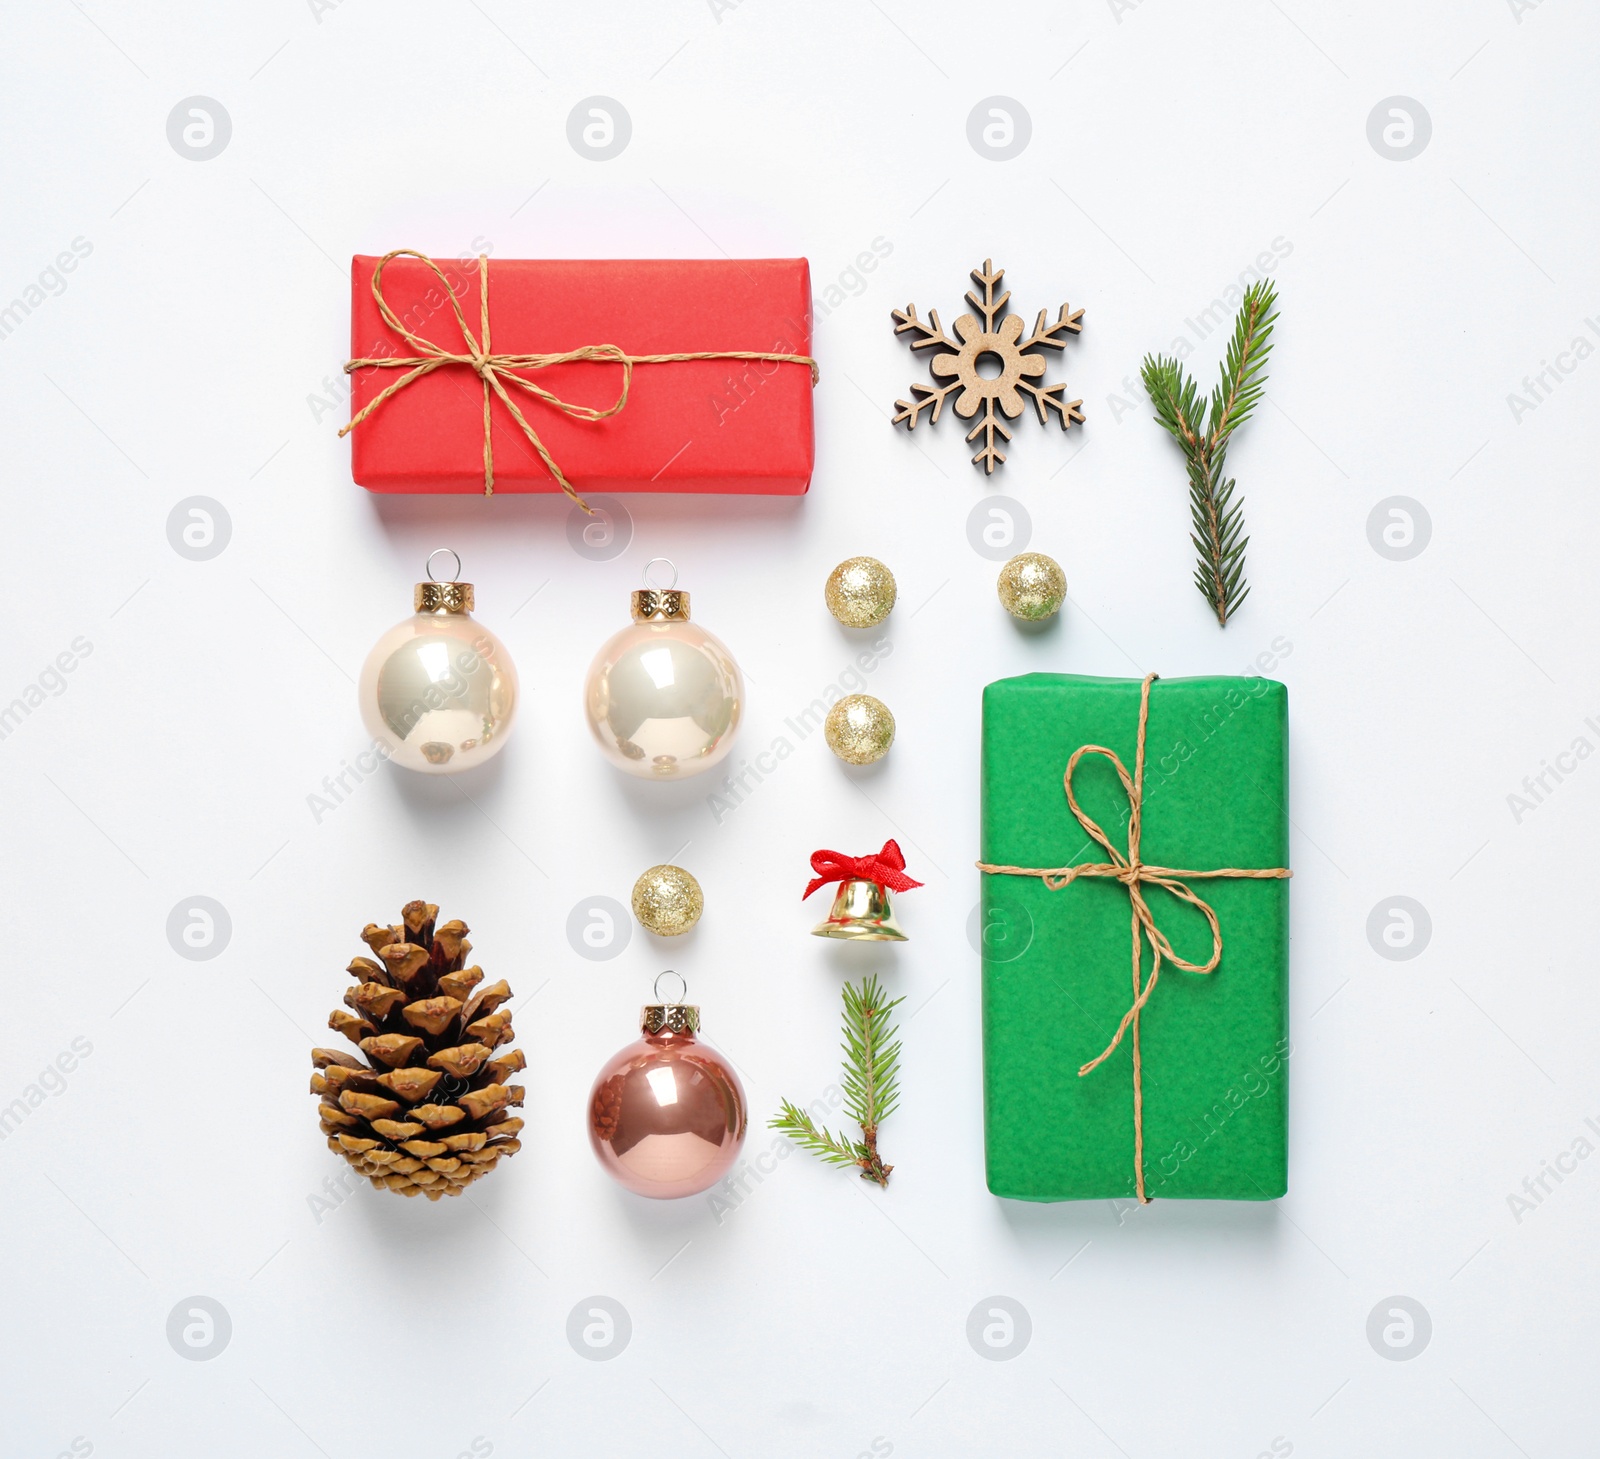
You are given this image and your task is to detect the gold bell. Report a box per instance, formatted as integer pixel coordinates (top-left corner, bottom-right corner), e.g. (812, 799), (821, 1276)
(810, 877), (908, 942)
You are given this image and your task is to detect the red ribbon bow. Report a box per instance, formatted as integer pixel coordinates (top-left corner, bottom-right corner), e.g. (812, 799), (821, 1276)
(803, 840), (924, 900)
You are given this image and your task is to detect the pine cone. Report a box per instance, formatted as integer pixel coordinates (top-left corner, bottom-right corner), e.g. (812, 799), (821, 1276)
(310, 900), (525, 1201)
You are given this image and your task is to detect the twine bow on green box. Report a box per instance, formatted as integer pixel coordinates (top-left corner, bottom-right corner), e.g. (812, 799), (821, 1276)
(977, 673), (1291, 1202)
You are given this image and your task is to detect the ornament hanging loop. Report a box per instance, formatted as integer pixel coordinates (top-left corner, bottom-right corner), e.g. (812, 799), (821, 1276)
(426, 547), (463, 583)
(642, 557), (679, 591)
(653, 969), (688, 1004)
(641, 969), (700, 1035)
(631, 559), (690, 623)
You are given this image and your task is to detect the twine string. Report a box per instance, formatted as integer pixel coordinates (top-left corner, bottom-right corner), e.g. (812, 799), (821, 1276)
(340, 249), (820, 512)
(976, 673), (1291, 1202)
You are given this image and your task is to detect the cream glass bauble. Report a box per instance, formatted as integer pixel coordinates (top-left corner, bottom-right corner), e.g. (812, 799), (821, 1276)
(358, 550), (519, 774)
(583, 561), (743, 779)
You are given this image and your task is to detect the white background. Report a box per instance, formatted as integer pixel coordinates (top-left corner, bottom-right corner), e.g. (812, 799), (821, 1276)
(1, 1), (1596, 1455)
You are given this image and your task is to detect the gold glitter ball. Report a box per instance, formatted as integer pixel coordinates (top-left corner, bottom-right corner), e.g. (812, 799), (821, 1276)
(824, 556), (897, 628)
(824, 694), (895, 765)
(631, 864), (704, 937)
(997, 552), (1067, 621)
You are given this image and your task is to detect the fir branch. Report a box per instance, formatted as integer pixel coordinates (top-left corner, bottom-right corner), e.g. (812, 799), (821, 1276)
(772, 975), (904, 1188)
(1141, 280), (1278, 628)
(841, 975), (903, 1133)
(769, 1101), (865, 1167)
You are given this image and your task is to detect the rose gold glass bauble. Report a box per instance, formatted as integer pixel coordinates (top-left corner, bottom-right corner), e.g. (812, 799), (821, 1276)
(587, 974), (746, 1199)
(582, 560), (743, 780)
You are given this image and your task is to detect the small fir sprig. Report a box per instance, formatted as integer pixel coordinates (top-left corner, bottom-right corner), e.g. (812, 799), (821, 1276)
(1140, 281), (1279, 627)
(771, 975), (904, 1188)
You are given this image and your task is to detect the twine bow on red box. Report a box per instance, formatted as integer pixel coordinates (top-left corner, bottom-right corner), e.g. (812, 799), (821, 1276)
(341, 249), (820, 513)
(804, 840), (924, 900)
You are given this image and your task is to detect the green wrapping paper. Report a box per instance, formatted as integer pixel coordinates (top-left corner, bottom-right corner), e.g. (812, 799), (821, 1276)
(979, 673), (1291, 1202)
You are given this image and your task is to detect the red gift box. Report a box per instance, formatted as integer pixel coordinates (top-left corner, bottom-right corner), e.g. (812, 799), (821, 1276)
(345, 253), (815, 502)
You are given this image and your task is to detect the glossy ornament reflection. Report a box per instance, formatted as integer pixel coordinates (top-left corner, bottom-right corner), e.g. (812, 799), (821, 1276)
(588, 973), (747, 1199)
(358, 549), (519, 774)
(583, 560), (743, 779)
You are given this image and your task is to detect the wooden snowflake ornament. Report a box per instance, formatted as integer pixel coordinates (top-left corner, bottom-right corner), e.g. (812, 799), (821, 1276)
(892, 259), (1084, 473)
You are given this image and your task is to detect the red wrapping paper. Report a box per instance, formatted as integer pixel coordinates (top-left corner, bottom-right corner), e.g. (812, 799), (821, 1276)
(347, 255), (814, 496)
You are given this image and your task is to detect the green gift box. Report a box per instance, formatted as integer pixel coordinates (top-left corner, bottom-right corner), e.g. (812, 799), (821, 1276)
(979, 672), (1291, 1202)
